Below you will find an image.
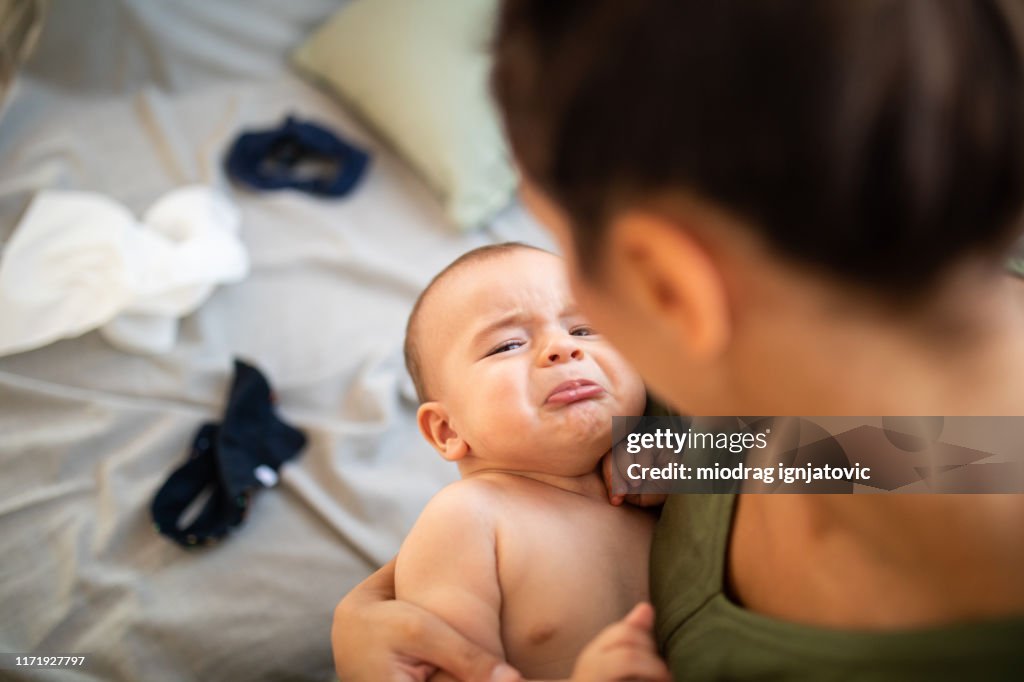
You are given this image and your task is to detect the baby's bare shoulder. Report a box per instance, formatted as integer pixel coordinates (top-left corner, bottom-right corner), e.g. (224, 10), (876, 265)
(397, 479), (504, 585)
(433, 476), (511, 506)
(412, 477), (507, 532)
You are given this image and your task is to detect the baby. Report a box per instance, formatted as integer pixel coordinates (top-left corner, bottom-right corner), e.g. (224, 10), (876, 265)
(397, 243), (669, 681)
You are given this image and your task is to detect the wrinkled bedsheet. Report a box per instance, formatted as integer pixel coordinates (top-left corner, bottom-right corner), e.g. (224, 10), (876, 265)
(0, 1), (552, 679)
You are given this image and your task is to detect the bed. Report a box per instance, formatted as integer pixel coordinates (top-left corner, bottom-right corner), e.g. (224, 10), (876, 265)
(0, 1), (552, 679)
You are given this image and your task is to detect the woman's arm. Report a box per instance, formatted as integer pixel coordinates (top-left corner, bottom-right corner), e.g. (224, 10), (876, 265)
(331, 558), (520, 682)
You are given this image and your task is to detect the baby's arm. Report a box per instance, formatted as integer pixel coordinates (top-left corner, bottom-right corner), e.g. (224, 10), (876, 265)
(395, 482), (505, 681)
(396, 482), (667, 682)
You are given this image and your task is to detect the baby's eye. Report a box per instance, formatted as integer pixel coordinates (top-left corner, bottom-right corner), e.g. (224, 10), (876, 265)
(487, 340), (524, 356)
(570, 326), (595, 337)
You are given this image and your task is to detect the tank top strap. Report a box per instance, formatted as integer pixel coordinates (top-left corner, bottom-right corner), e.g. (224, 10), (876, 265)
(649, 493), (735, 638)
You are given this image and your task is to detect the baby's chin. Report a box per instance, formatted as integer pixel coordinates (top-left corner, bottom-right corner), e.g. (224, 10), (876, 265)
(545, 400), (619, 434)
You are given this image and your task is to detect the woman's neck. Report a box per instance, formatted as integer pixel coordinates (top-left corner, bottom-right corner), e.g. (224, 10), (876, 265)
(726, 267), (1024, 416)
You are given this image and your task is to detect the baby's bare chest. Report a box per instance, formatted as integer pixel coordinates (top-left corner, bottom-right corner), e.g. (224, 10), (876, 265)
(495, 502), (655, 679)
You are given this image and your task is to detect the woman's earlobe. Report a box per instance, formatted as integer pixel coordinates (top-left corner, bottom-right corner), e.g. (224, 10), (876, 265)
(416, 402), (469, 461)
(611, 211), (732, 359)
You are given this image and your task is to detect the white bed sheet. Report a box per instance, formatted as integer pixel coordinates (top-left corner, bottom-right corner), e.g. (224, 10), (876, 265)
(0, 2), (554, 679)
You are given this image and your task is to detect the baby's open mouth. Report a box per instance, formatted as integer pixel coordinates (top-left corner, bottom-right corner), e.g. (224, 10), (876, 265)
(545, 379), (605, 405)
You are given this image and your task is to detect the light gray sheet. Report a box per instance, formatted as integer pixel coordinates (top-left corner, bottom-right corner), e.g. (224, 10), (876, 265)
(0, 2), (553, 680)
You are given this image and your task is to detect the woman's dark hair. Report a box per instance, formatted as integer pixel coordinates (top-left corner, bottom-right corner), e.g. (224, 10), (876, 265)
(491, 0), (1024, 297)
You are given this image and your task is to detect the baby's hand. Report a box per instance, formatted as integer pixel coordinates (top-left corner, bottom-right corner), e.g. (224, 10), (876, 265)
(570, 603), (671, 682)
(602, 453), (668, 508)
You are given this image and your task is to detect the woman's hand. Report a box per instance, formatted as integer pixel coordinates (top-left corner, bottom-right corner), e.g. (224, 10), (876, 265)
(570, 603), (671, 682)
(602, 452), (667, 508)
(332, 558), (522, 682)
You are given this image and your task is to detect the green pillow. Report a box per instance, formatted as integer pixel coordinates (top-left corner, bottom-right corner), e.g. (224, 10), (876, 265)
(292, 0), (516, 230)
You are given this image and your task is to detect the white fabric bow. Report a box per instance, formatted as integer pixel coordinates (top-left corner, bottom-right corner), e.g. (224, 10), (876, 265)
(0, 185), (249, 356)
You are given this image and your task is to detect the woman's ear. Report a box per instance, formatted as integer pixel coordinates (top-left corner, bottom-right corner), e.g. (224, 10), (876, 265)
(416, 401), (469, 462)
(606, 210), (731, 359)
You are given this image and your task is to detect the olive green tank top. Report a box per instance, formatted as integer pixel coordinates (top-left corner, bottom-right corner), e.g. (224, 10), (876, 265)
(650, 494), (1024, 680)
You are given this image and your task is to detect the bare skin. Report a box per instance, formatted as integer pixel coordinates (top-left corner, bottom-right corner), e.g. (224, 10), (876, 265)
(396, 472), (657, 681)
(331, 559), (516, 682)
(392, 249), (667, 681)
(729, 494), (1024, 629)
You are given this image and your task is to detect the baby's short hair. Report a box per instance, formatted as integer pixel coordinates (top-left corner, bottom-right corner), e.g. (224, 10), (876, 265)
(404, 242), (551, 403)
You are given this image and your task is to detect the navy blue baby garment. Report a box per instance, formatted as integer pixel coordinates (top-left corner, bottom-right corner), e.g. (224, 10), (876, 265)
(151, 359), (307, 548)
(225, 115), (371, 197)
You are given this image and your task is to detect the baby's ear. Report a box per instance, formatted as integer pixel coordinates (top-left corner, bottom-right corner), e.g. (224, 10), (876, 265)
(416, 401), (469, 462)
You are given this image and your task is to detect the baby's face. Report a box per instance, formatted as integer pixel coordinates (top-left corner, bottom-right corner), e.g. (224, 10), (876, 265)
(419, 249), (646, 476)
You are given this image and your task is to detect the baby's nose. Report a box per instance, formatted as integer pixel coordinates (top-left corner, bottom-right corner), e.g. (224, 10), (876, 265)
(548, 348), (582, 362)
(546, 345), (584, 364)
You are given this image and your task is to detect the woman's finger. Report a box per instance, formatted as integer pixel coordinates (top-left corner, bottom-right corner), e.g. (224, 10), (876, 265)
(332, 559), (520, 682)
(397, 612), (520, 682)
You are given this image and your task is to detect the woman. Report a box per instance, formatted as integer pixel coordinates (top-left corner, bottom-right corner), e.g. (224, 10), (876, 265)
(334, 1), (1024, 679)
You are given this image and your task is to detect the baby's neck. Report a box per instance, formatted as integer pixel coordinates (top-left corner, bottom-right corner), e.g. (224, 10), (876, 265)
(460, 463), (610, 501)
